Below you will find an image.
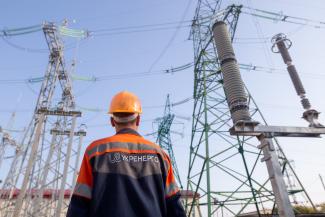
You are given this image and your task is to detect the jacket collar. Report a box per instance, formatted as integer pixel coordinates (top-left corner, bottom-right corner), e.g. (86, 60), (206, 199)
(116, 128), (141, 137)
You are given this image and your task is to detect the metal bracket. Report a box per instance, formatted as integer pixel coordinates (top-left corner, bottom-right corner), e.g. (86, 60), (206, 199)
(37, 108), (81, 117)
(230, 120), (325, 137)
(50, 129), (86, 136)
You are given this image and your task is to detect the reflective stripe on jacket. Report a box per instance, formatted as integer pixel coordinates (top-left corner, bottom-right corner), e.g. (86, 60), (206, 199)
(67, 128), (186, 217)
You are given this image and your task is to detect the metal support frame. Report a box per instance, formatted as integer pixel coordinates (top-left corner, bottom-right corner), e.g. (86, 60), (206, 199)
(155, 95), (183, 189)
(13, 114), (46, 216)
(271, 33), (323, 128)
(55, 116), (76, 217)
(0, 111), (19, 168)
(70, 127), (86, 196)
(0, 22), (86, 217)
(185, 1), (315, 216)
(231, 121), (325, 137)
(230, 121), (325, 216)
(257, 136), (295, 217)
(0, 130), (17, 168)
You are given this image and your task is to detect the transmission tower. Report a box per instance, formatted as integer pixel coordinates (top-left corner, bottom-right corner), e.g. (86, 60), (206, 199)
(0, 22), (86, 217)
(155, 95), (183, 189)
(186, 2), (314, 216)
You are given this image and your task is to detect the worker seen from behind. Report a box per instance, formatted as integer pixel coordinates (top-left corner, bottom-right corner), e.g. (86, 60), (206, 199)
(67, 91), (186, 217)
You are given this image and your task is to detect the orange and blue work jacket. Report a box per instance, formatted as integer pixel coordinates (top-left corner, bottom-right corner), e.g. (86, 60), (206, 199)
(67, 128), (186, 217)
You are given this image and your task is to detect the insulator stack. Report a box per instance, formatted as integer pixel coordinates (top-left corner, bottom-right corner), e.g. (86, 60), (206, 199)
(272, 33), (323, 127)
(301, 98), (311, 110)
(212, 21), (251, 124)
(287, 65), (307, 98)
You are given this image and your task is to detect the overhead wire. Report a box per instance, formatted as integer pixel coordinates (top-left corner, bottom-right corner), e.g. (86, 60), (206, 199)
(146, 0), (195, 72)
(3, 98), (322, 115)
(0, 24), (42, 37)
(1, 36), (48, 53)
(0, 62), (194, 85)
(3, 6), (325, 54)
(1, 36), (88, 54)
(3, 7), (325, 39)
(2, 61), (325, 86)
(0, 24), (45, 53)
(241, 6), (325, 29)
(91, 25), (191, 37)
(90, 20), (192, 33)
(76, 95), (195, 114)
(233, 24), (306, 44)
(171, 97), (193, 107)
(94, 62), (193, 81)
(245, 0), (275, 69)
(1, 23), (88, 53)
(2, 7), (325, 98)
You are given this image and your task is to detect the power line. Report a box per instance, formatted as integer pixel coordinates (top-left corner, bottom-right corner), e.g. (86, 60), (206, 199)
(90, 20), (192, 33)
(2, 61), (325, 85)
(242, 6), (325, 29)
(171, 97), (193, 107)
(146, 0), (194, 72)
(94, 62), (193, 81)
(245, 0), (275, 69)
(1, 23), (88, 53)
(91, 25), (190, 37)
(1, 36), (88, 54)
(1, 36), (48, 53)
(0, 62), (194, 84)
(75, 95), (195, 114)
(234, 23), (307, 43)
(4, 100), (323, 115)
(1, 20), (192, 39)
(0, 24), (42, 37)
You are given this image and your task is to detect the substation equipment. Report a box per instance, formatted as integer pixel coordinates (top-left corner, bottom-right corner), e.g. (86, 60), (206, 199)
(185, 1), (324, 217)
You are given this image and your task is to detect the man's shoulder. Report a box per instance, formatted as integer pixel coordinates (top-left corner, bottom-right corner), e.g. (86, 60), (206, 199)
(138, 137), (160, 148)
(140, 137), (171, 158)
(85, 135), (163, 153)
(85, 136), (115, 152)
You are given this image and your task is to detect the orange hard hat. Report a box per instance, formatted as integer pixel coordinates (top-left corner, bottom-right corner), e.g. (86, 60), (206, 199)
(108, 91), (142, 114)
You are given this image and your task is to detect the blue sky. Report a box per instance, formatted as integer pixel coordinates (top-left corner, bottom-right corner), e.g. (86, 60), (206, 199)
(1, 0), (325, 211)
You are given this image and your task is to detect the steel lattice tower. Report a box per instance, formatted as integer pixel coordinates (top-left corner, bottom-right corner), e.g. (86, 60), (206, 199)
(186, 2), (314, 216)
(155, 95), (183, 189)
(0, 22), (86, 217)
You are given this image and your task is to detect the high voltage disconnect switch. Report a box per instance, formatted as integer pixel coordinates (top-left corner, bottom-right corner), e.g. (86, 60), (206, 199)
(272, 33), (324, 128)
(213, 21), (294, 217)
(186, 1), (319, 217)
(226, 28), (325, 217)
